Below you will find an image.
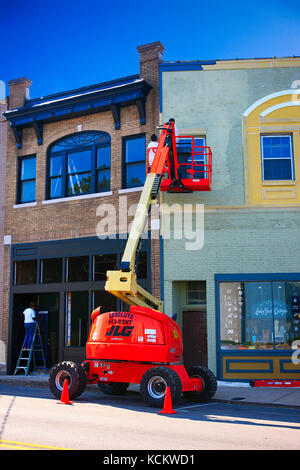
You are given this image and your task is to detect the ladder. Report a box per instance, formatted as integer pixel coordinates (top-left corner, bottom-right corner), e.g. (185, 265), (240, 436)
(14, 322), (47, 376)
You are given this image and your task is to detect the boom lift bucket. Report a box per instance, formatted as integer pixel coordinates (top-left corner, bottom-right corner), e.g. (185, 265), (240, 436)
(147, 130), (212, 193)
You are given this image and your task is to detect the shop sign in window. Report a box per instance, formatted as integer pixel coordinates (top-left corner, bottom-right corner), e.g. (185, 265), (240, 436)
(220, 281), (300, 350)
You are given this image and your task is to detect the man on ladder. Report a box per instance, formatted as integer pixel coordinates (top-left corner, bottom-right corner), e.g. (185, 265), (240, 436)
(23, 302), (36, 350)
(14, 302), (47, 375)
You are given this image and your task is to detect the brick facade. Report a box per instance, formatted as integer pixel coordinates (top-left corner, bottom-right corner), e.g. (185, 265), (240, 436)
(0, 99), (7, 361)
(2, 42), (164, 369)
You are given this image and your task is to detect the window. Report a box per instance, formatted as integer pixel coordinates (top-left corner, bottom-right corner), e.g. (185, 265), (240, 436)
(123, 134), (146, 188)
(177, 137), (206, 180)
(93, 290), (118, 313)
(47, 131), (111, 199)
(41, 258), (63, 283)
(177, 137), (205, 153)
(187, 281), (206, 305)
(261, 135), (294, 181)
(136, 251), (148, 279)
(67, 256), (90, 282)
(65, 291), (89, 347)
(93, 254), (118, 281)
(67, 149), (92, 196)
(219, 281), (300, 350)
(18, 156), (36, 203)
(14, 260), (37, 285)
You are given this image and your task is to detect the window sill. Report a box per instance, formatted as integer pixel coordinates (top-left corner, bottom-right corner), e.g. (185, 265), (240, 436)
(118, 186), (144, 194)
(262, 180), (296, 186)
(42, 191), (112, 204)
(13, 202), (37, 209)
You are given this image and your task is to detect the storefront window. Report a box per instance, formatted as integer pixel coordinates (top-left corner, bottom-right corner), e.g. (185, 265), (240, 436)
(137, 251), (148, 279)
(65, 291), (89, 347)
(41, 258), (63, 283)
(14, 260), (37, 285)
(220, 281), (300, 350)
(67, 256), (90, 282)
(93, 254), (118, 281)
(93, 290), (118, 313)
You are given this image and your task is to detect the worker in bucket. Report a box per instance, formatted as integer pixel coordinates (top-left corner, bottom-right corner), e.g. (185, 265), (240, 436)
(147, 134), (158, 171)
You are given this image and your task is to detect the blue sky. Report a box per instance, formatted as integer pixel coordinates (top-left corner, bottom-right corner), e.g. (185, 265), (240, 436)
(1, 0), (299, 99)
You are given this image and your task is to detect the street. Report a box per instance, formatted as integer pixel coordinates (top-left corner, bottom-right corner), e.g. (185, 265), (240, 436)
(0, 384), (299, 452)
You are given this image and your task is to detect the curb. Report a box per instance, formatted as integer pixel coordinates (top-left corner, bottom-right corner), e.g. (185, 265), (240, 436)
(1, 377), (299, 410)
(213, 398), (300, 410)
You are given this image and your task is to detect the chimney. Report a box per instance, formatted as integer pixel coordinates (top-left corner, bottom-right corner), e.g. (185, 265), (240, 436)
(137, 41), (164, 86)
(136, 42), (164, 125)
(7, 77), (32, 110)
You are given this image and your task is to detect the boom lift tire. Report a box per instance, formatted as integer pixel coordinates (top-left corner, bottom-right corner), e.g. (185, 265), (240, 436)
(49, 361), (86, 399)
(140, 366), (182, 408)
(97, 382), (129, 395)
(183, 365), (217, 402)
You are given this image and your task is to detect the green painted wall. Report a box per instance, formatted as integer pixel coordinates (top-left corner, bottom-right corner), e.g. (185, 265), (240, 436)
(162, 209), (300, 371)
(160, 65), (300, 374)
(162, 67), (300, 206)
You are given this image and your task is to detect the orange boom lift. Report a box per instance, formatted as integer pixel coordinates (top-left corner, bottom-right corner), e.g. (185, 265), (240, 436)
(49, 121), (217, 407)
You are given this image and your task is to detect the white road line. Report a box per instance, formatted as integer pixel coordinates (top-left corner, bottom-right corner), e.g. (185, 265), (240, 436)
(177, 402), (221, 411)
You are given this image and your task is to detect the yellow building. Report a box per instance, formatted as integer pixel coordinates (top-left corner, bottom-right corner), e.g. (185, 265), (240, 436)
(244, 88), (300, 206)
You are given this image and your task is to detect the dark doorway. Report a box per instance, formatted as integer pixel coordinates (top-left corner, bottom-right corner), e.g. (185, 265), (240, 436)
(182, 310), (208, 368)
(63, 291), (89, 364)
(36, 293), (59, 367)
(12, 293), (59, 373)
(11, 293), (38, 373)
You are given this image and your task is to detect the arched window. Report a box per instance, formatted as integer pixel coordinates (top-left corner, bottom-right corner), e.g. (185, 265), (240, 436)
(47, 131), (111, 199)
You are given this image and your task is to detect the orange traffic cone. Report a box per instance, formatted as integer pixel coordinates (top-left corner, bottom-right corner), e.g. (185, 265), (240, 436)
(159, 386), (176, 414)
(57, 379), (73, 405)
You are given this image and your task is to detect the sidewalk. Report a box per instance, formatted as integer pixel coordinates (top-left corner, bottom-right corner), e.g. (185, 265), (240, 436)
(0, 374), (299, 409)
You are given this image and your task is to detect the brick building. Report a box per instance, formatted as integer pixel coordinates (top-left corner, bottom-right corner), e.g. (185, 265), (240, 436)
(0, 96), (7, 372)
(2, 42), (164, 373)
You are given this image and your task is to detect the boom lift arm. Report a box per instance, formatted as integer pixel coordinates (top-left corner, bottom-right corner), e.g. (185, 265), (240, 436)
(105, 121), (212, 312)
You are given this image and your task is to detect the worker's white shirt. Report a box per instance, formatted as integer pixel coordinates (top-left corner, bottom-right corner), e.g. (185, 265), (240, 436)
(174, 125), (179, 142)
(23, 308), (36, 323)
(147, 142), (158, 166)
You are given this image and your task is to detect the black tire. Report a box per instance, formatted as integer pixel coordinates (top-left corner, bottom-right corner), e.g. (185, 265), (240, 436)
(183, 366), (217, 402)
(140, 366), (182, 408)
(97, 382), (129, 395)
(49, 361), (86, 399)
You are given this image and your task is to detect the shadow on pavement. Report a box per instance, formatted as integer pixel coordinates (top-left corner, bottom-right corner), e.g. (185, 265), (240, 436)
(1, 384), (300, 432)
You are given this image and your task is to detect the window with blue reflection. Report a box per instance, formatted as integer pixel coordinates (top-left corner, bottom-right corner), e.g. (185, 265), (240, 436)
(67, 150), (92, 196)
(123, 135), (146, 188)
(47, 131), (111, 199)
(96, 147), (110, 192)
(220, 280), (300, 350)
(261, 135), (294, 180)
(177, 136), (206, 180)
(18, 156), (36, 203)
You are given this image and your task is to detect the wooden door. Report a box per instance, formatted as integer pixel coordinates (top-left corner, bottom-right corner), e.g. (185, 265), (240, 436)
(182, 310), (208, 368)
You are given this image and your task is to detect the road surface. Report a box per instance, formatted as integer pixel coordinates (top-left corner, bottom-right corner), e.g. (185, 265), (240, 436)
(0, 384), (299, 451)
